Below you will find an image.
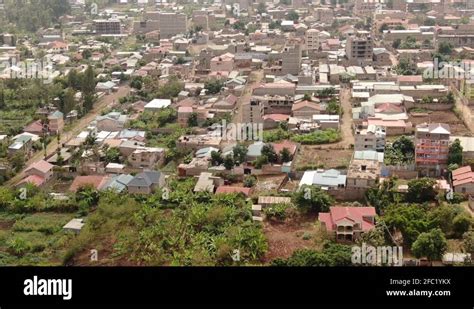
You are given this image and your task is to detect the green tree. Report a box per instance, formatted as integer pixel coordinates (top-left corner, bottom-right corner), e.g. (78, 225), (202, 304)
(187, 112), (198, 127)
(105, 147), (121, 163)
(61, 88), (76, 115)
(384, 203), (431, 245)
(448, 139), (463, 166)
(453, 213), (472, 238)
(130, 77), (143, 90)
(379, 23), (389, 33)
(243, 175), (256, 188)
(253, 155), (268, 169)
(392, 38), (401, 49)
(406, 178), (437, 203)
(68, 69), (82, 90)
(204, 79), (224, 95)
(210, 151), (223, 166)
(292, 185), (333, 213)
(232, 144), (247, 164)
(463, 231), (474, 257)
(261, 144), (277, 163)
(411, 228), (447, 262)
(82, 49), (92, 60)
(155, 76), (183, 99)
(83, 93), (95, 113)
(10, 151), (26, 172)
(287, 10), (299, 21)
(438, 42), (453, 55)
(428, 205), (458, 236)
(326, 98), (341, 115)
(76, 185), (100, 208)
(82, 65), (96, 96)
(223, 154), (234, 170)
(365, 177), (399, 213)
(0, 89), (5, 109)
(280, 147), (292, 163)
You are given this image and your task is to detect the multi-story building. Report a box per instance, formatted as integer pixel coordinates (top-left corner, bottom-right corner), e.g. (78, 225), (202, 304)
(415, 123), (451, 177)
(157, 13), (187, 39)
(94, 19), (121, 35)
(242, 99), (265, 124)
(133, 20), (160, 34)
(354, 0), (384, 17)
(346, 33), (374, 66)
(242, 95), (295, 124)
(305, 29), (320, 52)
(281, 44), (302, 75)
(319, 206), (376, 242)
(355, 125), (386, 152)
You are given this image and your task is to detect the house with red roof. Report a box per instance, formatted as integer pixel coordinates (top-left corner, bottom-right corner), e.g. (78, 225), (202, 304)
(16, 160), (55, 188)
(215, 186), (253, 197)
(69, 175), (110, 192)
(262, 114), (290, 129)
(16, 175), (47, 188)
(452, 166), (474, 195)
(318, 206), (376, 242)
(47, 41), (69, 53)
(25, 160), (54, 181)
(291, 100), (323, 119)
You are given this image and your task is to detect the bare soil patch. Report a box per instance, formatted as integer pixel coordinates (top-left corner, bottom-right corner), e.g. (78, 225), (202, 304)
(409, 110), (471, 136)
(295, 147), (353, 170)
(263, 213), (326, 263)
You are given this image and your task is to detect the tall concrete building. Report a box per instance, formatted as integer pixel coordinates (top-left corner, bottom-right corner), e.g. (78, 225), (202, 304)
(415, 123), (451, 177)
(133, 20), (160, 34)
(354, 0), (384, 17)
(305, 29), (320, 52)
(158, 13), (187, 38)
(141, 11), (187, 38)
(281, 44), (302, 75)
(242, 99), (264, 125)
(94, 19), (121, 35)
(345, 33), (374, 66)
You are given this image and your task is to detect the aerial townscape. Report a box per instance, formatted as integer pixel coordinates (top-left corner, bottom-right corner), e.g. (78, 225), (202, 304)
(0, 0), (473, 267)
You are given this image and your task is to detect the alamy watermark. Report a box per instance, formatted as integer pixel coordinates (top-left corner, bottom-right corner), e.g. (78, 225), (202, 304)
(351, 243), (403, 266)
(0, 57), (54, 84)
(423, 57), (474, 81)
(213, 119), (264, 142)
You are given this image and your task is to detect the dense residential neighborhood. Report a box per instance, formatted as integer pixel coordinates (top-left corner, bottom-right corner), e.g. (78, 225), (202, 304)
(0, 0), (473, 268)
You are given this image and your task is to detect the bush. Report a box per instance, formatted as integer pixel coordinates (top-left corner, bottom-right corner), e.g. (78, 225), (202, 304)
(291, 129), (341, 145)
(243, 176), (256, 188)
(12, 214), (73, 235)
(264, 203), (289, 221)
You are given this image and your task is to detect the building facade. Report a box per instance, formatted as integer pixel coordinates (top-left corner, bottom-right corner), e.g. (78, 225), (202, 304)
(415, 123), (451, 177)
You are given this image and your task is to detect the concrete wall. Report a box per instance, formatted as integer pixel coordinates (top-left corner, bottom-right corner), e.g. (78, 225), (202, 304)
(412, 102), (454, 111)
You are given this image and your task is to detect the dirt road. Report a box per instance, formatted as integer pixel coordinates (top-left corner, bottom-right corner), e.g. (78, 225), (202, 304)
(232, 70), (264, 124)
(318, 86), (354, 149)
(7, 85), (130, 186)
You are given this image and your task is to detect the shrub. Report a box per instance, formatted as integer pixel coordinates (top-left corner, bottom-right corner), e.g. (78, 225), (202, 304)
(264, 203), (290, 221)
(291, 129), (341, 145)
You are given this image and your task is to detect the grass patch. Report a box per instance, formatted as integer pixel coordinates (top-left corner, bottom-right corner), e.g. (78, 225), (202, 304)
(291, 129), (341, 145)
(12, 213), (74, 235)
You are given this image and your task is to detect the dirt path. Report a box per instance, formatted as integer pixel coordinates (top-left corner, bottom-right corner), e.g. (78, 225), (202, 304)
(318, 86), (354, 149)
(263, 213), (323, 262)
(232, 69), (264, 124)
(7, 85), (130, 186)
